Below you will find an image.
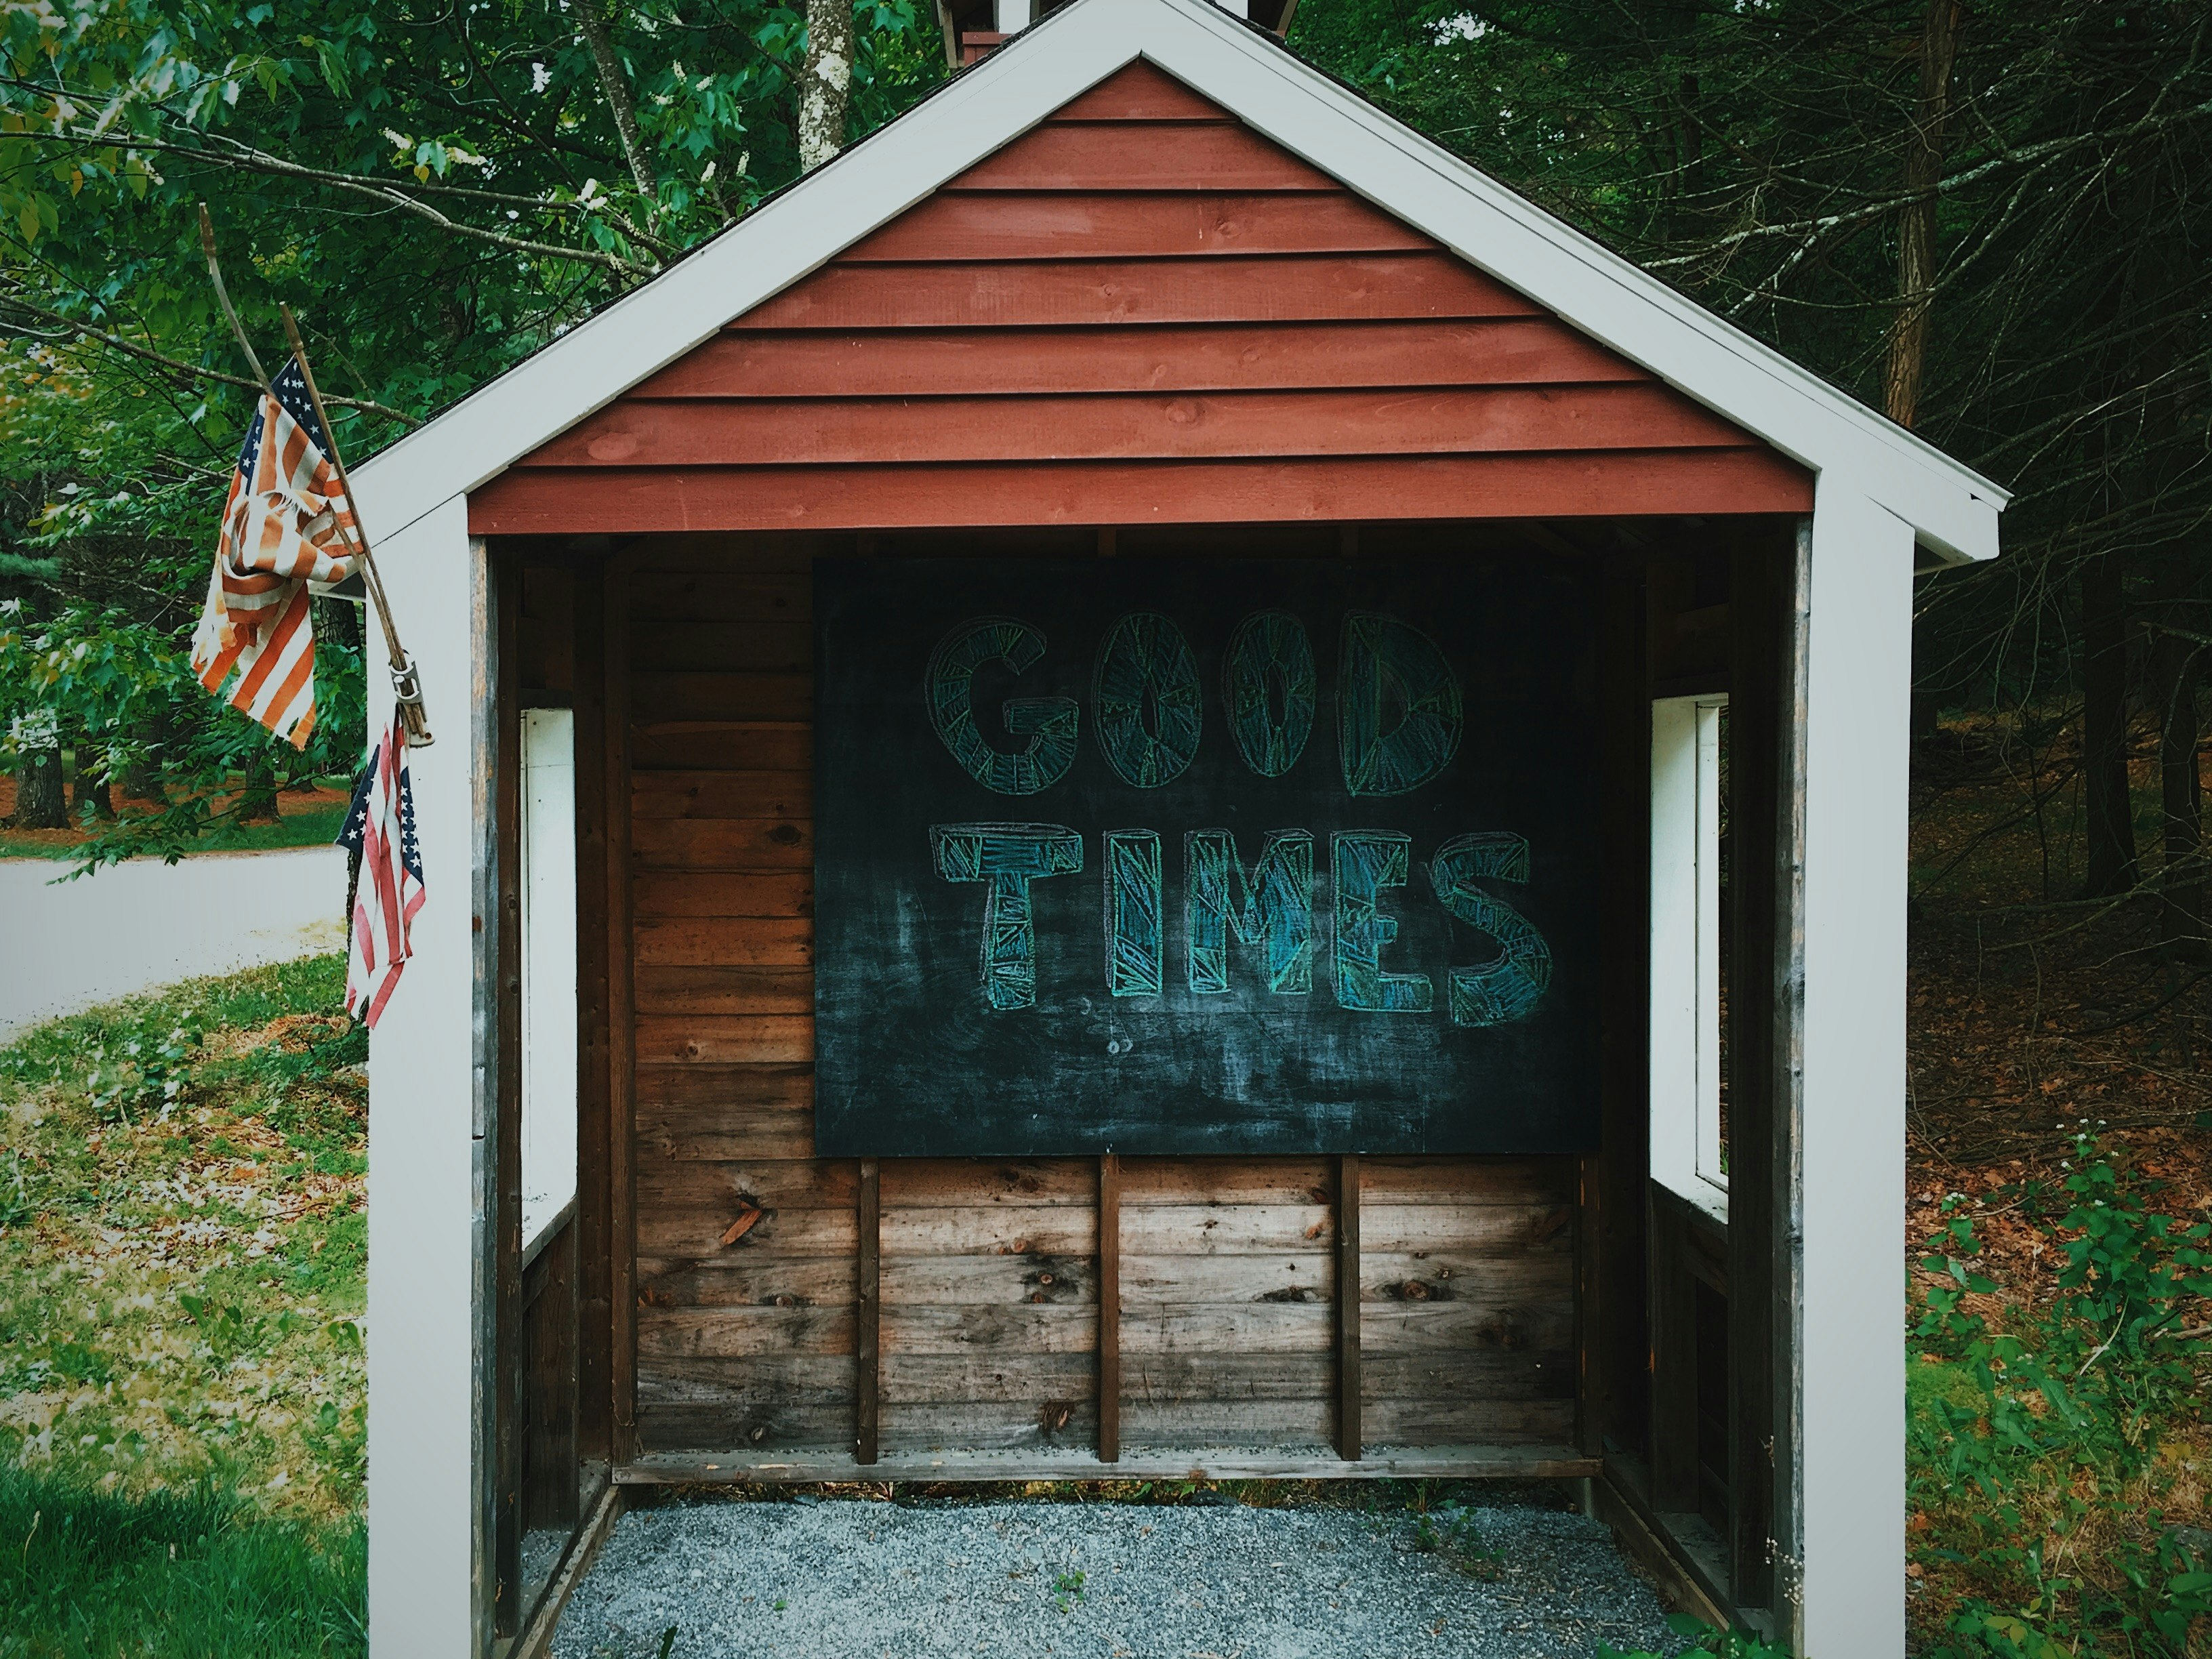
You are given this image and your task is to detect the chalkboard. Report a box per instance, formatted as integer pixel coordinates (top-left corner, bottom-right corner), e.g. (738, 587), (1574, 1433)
(813, 555), (1602, 1157)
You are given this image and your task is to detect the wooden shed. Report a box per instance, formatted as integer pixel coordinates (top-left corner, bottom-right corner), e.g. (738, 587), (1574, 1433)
(348, 2), (2007, 1654)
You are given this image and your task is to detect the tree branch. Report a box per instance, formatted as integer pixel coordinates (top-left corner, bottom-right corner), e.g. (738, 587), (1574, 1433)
(22, 124), (662, 275)
(575, 2), (658, 198)
(0, 293), (423, 428)
(1647, 93), (2212, 270)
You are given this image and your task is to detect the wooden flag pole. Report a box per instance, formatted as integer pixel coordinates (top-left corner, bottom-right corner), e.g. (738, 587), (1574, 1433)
(197, 205), (272, 394)
(197, 205), (432, 746)
(279, 306), (434, 747)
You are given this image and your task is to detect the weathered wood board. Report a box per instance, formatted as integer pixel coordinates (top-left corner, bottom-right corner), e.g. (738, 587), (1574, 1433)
(624, 533), (1582, 1463)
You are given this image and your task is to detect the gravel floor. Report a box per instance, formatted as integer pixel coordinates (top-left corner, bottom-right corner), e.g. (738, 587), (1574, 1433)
(550, 1495), (1685, 1659)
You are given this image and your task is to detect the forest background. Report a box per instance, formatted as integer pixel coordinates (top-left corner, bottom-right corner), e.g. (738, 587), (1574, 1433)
(0, 1), (2208, 1656)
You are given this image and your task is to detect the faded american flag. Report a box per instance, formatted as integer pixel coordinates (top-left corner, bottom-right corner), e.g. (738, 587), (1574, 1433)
(335, 710), (426, 1027)
(190, 355), (360, 748)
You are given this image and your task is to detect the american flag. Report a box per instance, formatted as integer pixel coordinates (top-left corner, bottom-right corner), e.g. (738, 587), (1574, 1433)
(335, 711), (426, 1027)
(190, 354), (360, 748)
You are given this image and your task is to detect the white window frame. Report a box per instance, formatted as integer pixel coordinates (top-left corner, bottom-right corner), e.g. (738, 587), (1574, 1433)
(1650, 692), (1728, 1223)
(520, 707), (579, 1256)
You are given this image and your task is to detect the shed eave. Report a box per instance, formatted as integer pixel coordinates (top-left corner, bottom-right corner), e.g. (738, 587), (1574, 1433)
(351, 0), (2005, 564)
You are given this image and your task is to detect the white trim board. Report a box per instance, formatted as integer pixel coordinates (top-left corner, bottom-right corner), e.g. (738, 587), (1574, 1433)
(350, 0), (2007, 564)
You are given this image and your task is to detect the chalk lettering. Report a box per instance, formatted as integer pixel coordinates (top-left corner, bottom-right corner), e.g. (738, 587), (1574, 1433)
(1093, 613), (1204, 788)
(1185, 829), (1313, 996)
(1223, 611), (1317, 778)
(930, 823), (1084, 1009)
(1331, 832), (1434, 1012)
(1429, 832), (1551, 1025)
(1338, 613), (1463, 796)
(926, 618), (1079, 796)
(1103, 829), (1166, 998)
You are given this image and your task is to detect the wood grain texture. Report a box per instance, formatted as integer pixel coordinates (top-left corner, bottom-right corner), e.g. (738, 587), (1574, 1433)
(881, 1160), (1097, 1206)
(946, 122), (1337, 192)
(524, 384), (1751, 470)
(472, 450), (1812, 535)
(632, 817), (813, 869)
(633, 1062), (812, 1109)
(634, 917), (813, 966)
(857, 1160), (880, 1464)
(571, 559), (615, 1464)
(840, 192), (1430, 263)
(603, 557), (638, 1463)
(633, 872), (814, 917)
(638, 321), (1645, 401)
(613, 1443), (1603, 1483)
(1098, 1153), (1120, 1464)
(1046, 60), (1230, 122)
(615, 556), (1594, 1465)
(501, 63), (1797, 548)
(630, 672), (810, 723)
(634, 966), (812, 1015)
(632, 769), (811, 819)
(1336, 1153), (1361, 1461)
(634, 1015), (813, 1065)
(629, 722), (812, 773)
(729, 255), (1543, 329)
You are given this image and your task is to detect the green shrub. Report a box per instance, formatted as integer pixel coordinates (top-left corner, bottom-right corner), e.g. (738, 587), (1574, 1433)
(1601, 1612), (1787, 1657)
(1910, 1134), (2212, 1656)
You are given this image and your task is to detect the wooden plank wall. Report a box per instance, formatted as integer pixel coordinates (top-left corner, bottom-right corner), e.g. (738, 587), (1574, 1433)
(471, 62), (1809, 539)
(621, 533), (1580, 1461)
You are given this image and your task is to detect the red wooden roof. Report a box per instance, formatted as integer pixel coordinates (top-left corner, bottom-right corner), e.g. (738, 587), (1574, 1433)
(470, 62), (1810, 536)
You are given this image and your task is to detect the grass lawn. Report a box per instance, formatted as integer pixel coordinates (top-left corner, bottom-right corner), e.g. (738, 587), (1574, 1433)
(0, 956), (367, 1657)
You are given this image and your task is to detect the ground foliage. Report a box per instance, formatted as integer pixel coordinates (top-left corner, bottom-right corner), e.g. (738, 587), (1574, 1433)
(0, 956), (369, 1652)
(1892, 718), (2212, 1656)
(0, 958), (367, 1511)
(0, 1467), (364, 1659)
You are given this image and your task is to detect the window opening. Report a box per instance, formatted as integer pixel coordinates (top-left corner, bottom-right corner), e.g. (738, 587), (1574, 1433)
(520, 708), (578, 1254)
(1651, 693), (1729, 1221)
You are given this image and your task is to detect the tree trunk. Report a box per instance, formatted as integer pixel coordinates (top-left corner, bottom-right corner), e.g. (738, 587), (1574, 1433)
(11, 740), (66, 830)
(70, 749), (114, 821)
(121, 746), (167, 805)
(2081, 550), (2137, 897)
(2151, 627), (2205, 956)
(1883, 0), (1963, 428)
(577, 2), (657, 198)
(237, 750), (283, 823)
(799, 0), (854, 173)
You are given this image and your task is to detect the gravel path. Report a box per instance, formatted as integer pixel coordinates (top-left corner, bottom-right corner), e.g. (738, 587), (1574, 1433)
(0, 846), (345, 1041)
(551, 1496), (1683, 1659)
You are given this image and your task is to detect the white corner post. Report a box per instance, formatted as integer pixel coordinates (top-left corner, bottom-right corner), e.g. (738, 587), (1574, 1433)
(1790, 481), (1915, 1658)
(365, 493), (492, 1658)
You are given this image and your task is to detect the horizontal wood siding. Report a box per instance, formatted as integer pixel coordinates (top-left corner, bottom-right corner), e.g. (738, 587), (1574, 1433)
(474, 62), (1807, 536)
(625, 533), (1582, 1461)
